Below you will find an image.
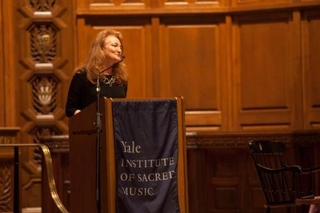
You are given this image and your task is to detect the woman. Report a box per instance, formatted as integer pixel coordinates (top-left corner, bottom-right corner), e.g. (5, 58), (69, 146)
(65, 29), (128, 117)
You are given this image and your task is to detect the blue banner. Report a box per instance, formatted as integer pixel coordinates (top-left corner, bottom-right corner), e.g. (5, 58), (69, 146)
(112, 100), (180, 213)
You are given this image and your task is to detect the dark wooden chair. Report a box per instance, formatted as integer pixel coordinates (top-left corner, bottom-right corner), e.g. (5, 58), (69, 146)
(249, 140), (320, 213)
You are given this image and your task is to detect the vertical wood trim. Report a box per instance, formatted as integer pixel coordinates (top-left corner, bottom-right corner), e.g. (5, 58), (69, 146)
(292, 10), (303, 130)
(151, 18), (160, 97)
(105, 99), (117, 213)
(159, 19), (171, 97)
(144, 23), (153, 97)
(225, 15), (234, 131)
(301, 10), (309, 129)
(2, 0), (17, 126)
(231, 14), (241, 131)
(176, 97), (189, 213)
(150, 0), (160, 8)
(300, 9), (320, 129)
(74, 18), (86, 68)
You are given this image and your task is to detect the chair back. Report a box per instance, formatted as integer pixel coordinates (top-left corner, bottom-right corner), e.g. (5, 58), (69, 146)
(249, 140), (297, 207)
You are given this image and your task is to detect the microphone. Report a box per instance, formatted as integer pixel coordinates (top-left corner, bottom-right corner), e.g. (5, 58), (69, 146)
(99, 55), (125, 74)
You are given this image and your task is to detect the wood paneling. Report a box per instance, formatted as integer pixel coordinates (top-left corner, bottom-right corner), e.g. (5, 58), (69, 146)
(158, 16), (227, 132)
(72, 7), (320, 133)
(302, 9), (320, 129)
(186, 131), (320, 213)
(75, 14), (230, 132)
(232, 0), (292, 7)
(186, 148), (206, 212)
(206, 148), (244, 212)
(233, 12), (299, 132)
(231, 0), (320, 9)
(158, 21), (219, 106)
(160, 0), (220, 8)
(77, 0), (149, 11)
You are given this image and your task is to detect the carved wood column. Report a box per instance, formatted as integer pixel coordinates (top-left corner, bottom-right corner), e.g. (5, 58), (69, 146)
(15, 0), (73, 209)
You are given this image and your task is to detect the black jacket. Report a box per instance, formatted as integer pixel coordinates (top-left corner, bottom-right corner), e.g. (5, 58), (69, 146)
(65, 69), (127, 117)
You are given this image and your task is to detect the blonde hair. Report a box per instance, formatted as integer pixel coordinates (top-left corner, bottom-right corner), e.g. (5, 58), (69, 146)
(79, 29), (128, 85)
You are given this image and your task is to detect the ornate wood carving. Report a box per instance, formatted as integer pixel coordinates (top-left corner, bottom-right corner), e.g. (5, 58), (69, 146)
(14, 0), (69, 208)
(30, 0), (55, 11)
(30, 24), (57, 63)
(0, 163), (13, 212)
(32, 76), (58, 114)
(32, 127), (63, 165)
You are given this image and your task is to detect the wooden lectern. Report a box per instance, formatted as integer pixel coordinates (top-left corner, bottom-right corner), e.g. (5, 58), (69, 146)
(69, 97), (189, 213)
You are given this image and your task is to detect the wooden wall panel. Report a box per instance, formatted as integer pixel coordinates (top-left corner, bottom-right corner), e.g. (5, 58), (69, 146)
(159, 16), (228, 132)
(160, 0), (221, 8)
(232, 0), (291, 7)
(77, 0), (221, 11)
(302, 9), (320, 129)
(77, 0), (149, 11)
(186, 148), (206, 213)
(77, 0), (320, 11)
(159, 24), (219, 107)
(233, 12), (299, 131)
(247, 167), (265, 213)
(231, 0), (320, 8)
(206, 149), (244, 212)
